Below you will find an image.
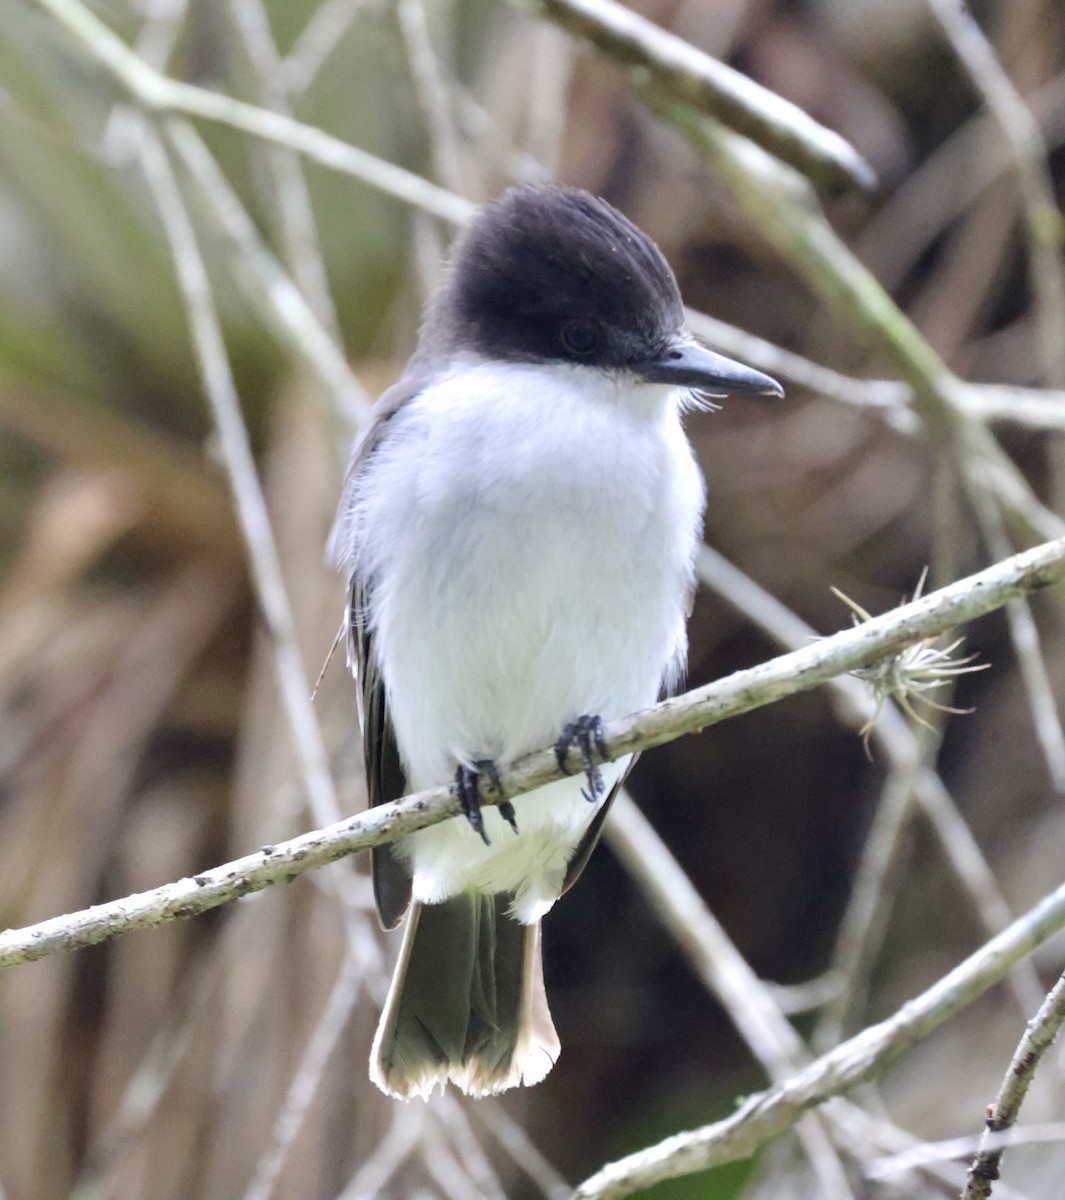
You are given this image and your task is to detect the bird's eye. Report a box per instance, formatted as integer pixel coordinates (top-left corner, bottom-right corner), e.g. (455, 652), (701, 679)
(559, 320), (601, 358)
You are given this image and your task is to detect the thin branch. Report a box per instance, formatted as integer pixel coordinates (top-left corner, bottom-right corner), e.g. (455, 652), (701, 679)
(276, 0), (371, 98)
(928, 0), (1065, 388)
(696, 544), (1046, 1020)
(227, 0), (342, 338)
(101, 0), (188, 160)
(685, 308), (918, 433)
(334, 1109), (423, 1200)
(962, 969), (1065, 1199)
(137, 129), (342, 839)
(969, 386), (1065, 431)
(869, 1123), (1065, 1181)
(32, 0), (475, 226)
(3, 536), (1065, 967)
(605, 794), (857, 1199)
(687, 309), (1065, 433)
(962, 445), (1065, 791)
(571, 878), (1065, 1199)
(241, 949), (362, 1200)
(507, 0), (875, 193)
(472, 1106), (572, 1200)
(604, 738), (1035, 1191)
(606, 793), (805, 1074)
(164, 118), (370, 435)
(812, 733), (932, 1050)
(397, 0), (472, 197)
(653, 100), (1065, 553)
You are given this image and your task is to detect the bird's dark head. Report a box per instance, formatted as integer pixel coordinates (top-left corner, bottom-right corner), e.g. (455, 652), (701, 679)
(422, 184), (782, 398)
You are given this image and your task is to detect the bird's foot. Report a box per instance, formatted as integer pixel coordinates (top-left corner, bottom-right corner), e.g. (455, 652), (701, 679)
(454, 759), (518, 845)
(554, 714), (609, 802)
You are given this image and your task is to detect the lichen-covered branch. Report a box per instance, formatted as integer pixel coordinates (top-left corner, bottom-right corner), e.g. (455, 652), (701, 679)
(572, 877), (1065, 1199)
(3, 535), (1065, 969)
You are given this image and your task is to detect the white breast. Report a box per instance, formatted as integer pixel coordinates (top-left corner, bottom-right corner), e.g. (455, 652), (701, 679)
(353, 356), (705, 921)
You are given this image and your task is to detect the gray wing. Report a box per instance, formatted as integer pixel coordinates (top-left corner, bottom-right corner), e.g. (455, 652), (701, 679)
(331, 376), (425, 930)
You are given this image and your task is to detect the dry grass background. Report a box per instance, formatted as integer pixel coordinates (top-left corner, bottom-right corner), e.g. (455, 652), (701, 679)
(2, 0), (1065, 1197)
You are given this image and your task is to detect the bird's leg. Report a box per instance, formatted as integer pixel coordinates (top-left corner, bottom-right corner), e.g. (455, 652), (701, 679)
(554, 714), (610, 802)
(455, 760), (519, 845)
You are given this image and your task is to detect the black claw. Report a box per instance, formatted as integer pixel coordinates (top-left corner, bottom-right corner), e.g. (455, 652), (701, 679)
(555, 714), (609, 803)
(456, 759), (515, 842)
(473, 760), (518, 833)
(590, 715), (608, 762)
(455, 764), (490, 846)
(555, 730), (576, 776)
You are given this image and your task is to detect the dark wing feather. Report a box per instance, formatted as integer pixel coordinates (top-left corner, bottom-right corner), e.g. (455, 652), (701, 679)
(561, 754), (639, 895)
(351, 582), (412, 929)
(332, 376), (427, 930)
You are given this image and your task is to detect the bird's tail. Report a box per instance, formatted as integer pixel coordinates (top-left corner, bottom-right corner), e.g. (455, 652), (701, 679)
(370, 892), (560, 1099)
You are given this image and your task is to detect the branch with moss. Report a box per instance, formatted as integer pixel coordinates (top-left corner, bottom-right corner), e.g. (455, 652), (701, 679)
(2, 534), (1065, 968)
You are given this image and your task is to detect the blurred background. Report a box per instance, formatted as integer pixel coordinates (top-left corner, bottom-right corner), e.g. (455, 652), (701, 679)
(2, 0), (1065, 1197)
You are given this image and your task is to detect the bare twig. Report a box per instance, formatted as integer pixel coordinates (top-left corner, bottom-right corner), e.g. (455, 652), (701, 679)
(696, 544), (1046, 1019)
(687, 309), (1065, 433)
(507, 0), (875, 192)
(963, 448), (1065, 791)
(472, 1106), (571, 1200)
(655, 101), (1065, 554)
(138, 130), (343, 841)
(32, 0), (474, 225)
(397, 0), (471, 197)
(813, 732), (933, 1050)
(3, 536), (1065, 967)
(607, 793), (805, 1073)
(164, 118), (370, 435)
(334, 1109), (423, 1200)
(101, 0), (188, 160)
(859, 72), (1065, 293)
(604, 770), (1035, 1195)
(277, 0), (372, 98)
(928, 0), (1065, 388)
(227, 0), (342, 337)
(962, 969), (1065, 1199)
(869, 1123), (1065, 1181)
(241, 949), (362, 1200)
(571, 880), (1065, 1199)
(605, 794), (857, 1199)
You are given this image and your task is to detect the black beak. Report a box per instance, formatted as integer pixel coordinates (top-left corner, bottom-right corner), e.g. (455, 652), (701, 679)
(636, 336), (784, 397)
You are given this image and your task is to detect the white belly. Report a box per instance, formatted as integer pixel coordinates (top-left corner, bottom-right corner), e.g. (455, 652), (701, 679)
(354, 358), (705, 921)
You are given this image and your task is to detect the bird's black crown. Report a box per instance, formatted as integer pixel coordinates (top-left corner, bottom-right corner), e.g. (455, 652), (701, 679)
(423, 185), (686, 371)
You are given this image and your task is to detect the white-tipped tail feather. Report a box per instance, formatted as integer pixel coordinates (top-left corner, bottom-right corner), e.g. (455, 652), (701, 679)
(370, 896), (560, 1100)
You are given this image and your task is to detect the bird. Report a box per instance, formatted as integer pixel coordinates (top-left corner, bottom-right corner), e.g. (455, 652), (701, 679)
(329, 183), (782, 1099)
